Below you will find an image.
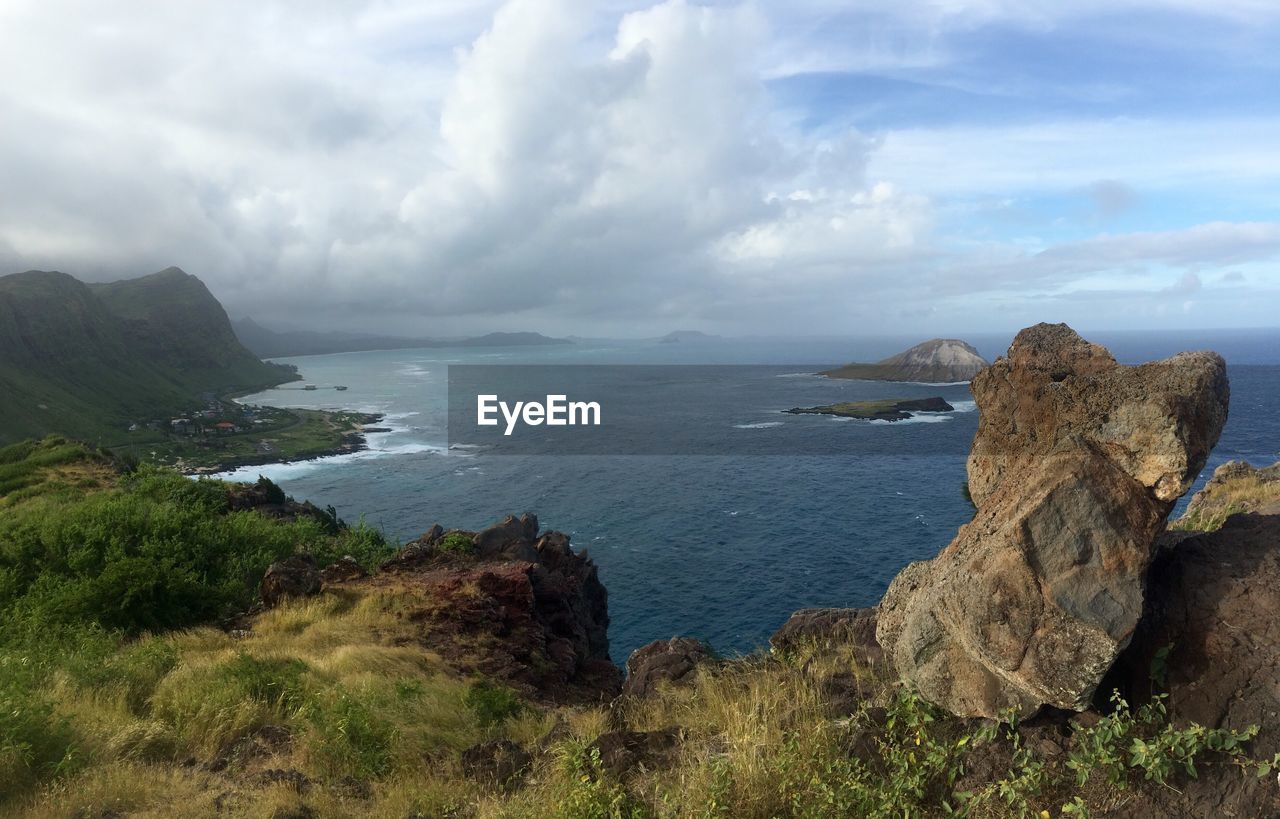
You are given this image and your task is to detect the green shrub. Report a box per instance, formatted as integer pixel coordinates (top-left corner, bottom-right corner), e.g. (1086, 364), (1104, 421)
(1068, 691), (1257, 788)
(465, 680), (524, 728)
(437, 532), (476, 556)
(555, 744), (646, 819)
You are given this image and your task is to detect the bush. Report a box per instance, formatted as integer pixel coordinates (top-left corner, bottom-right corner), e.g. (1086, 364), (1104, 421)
(0, 463), (395, 636)
(437, 532), (476, 556)
(465, 680), (524, 728)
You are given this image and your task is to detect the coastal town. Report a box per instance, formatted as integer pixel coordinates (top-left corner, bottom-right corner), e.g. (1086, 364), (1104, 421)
(114, 395), (380, 473)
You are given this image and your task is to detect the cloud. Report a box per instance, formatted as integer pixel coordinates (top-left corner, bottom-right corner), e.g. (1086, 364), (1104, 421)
(0, 0), (1276, 335)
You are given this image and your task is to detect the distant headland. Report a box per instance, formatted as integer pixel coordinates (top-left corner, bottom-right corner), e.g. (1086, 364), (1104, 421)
(822, 338), (990, 383)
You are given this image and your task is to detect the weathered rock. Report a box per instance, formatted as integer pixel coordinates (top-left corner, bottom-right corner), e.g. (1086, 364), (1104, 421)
(622, 637), (712, 698)
(1107, 512), (1280, 763)
(1093, 511), (1280, 818)
(475, 513), (539, 558)
(320, 556), (367, 584)
(770, 607), (880, 660)
(589, 728), (681, 779)
(965, 323), (1228, 506)
(260, 554), (322, 608)
(460, 739), (531, 789)
(877, 324), (1229, 718)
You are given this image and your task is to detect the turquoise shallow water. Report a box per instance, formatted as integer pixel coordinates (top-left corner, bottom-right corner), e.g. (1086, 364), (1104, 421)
(219, 332), (1280, 662)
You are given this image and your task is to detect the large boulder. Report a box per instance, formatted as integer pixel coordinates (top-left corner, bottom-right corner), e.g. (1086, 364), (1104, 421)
(260, 554), (322, 608)
(770, 607), (882, 666)
(877, 324), (1229, 717)
(621, 637), (712, 698)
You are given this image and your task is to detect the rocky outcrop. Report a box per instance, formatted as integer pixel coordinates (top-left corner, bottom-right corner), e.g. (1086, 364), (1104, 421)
(964, 324), (1228, 506)
(822, 339), (990, 383)
(1175, 459), (1280, 530)
(784, 397), (954, 422)
(356, 514), (620, 703)
(461, 739), (532, 789)
(770, 607), (881, 661)
(260, 555), (322, 608)
(319, 556), (367, 584)
(621, 637), (713, 698)
(588, 728), (682, 779)
(1102, 511), (1280, 817)
(877, 324), (1229, 718)
(1109, 512), (1280, 756)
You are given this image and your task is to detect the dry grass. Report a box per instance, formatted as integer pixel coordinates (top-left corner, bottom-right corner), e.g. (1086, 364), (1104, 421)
(1171, 474), (1280, 531)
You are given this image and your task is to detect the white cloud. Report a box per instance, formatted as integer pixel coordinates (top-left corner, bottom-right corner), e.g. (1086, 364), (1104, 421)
(0, 0), (1276, 335)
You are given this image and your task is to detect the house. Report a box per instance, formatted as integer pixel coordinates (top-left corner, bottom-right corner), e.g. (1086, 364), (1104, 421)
(170, 418), (193, 434)
(213, 421), (237, 435)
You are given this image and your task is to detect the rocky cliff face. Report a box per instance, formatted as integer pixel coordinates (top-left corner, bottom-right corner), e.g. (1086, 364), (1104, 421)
(876, 324), (1229, 717)
(822, 338), (990, 383)
(361, 514), (619, 703)
(1102, 508), (1280, 816)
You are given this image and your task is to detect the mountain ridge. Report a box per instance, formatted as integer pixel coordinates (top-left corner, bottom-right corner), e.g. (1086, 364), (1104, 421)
(0, 268), (294, 445)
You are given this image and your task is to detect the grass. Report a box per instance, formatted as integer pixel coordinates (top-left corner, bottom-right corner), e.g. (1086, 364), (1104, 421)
(1170, 472), (1280, 532)
(2, 439), (1275, 817)
(8, 587), (1275, 818)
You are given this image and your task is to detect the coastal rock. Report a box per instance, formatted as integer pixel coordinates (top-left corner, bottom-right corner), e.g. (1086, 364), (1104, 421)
(1101, 511), (1280, 816)
(1177, 459), (1280, 528)
(784, 397), (953, 422)
(260, 554), (322, 608)
(1109, 511), (1280, 757)
(876, 324), (1229, 718)
(345, 515), (620, 703)
(965, 323), (1229, 506)
(622, 637), (712, 698)
(770, 607), (881, 662)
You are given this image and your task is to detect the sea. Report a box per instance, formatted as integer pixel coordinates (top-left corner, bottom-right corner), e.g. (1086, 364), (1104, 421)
(216, 329), (1280, 663)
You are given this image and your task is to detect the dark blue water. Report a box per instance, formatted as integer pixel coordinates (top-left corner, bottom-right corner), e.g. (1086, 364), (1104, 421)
(221, 332), (1280, 662)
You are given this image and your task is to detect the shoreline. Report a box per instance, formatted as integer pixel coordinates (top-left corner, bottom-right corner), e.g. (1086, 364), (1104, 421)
(180, 411), (385, 476)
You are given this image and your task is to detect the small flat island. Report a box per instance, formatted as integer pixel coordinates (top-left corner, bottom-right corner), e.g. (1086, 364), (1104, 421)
(785, 396), (954, 422)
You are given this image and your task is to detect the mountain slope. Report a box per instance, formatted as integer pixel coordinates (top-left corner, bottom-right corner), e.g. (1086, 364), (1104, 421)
(0, 268), (292, 445)
(822, 338), (990, 382)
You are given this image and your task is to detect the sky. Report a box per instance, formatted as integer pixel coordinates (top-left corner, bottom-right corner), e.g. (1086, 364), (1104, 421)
(0, 0), (1277, 337)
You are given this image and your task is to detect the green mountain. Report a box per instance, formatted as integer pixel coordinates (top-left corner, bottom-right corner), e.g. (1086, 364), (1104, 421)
(0, 267), (294, 445)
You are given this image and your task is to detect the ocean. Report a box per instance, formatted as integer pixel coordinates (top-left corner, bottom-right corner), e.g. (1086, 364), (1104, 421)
(217, 330), (1280, 662)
